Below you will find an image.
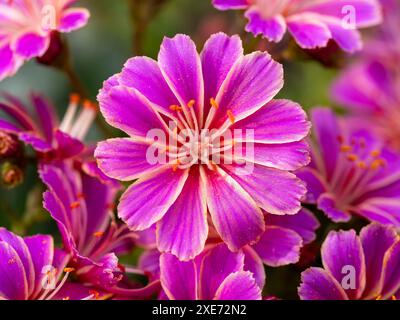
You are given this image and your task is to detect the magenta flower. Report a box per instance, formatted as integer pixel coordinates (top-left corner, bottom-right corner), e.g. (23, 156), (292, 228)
(212, 0), (382, 52)
(0, 0), (89, 80)
(160, 243), (261, 300)
(40, 161), (160, 298)
(0, 227), (78, 300)
(0, 93), (97, 161)
(299, 108), (400, 227)
(95, 33), (310, 261)
(298, 223), (400, 300)
(332, 60), (400, 152)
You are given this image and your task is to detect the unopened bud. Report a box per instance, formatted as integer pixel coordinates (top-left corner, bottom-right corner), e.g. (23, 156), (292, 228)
(1, 162), (23, 188)
(0, 131), (20, 158)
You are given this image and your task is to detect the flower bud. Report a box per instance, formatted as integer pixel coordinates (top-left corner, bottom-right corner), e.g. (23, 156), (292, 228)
(1, 162), (24, 188)
(0, 131), (20, 158)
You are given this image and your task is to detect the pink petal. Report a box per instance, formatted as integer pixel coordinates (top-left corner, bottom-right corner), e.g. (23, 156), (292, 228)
(212, 51), (283, 127)
(214, 271), (261, 300)
(24, 235), (54, 299)
(157, 167), (208, 260)
(202, 166), (265, 251)
(0, 242), (28, 300)
(287, 13), (332, 49)
(118, 168), (189, 231)
(381, 241), (400, 299)
(243, 246), (265, 289)
(321, 230), (366, 299)
(245, 9), (286, 42)
(199, 243), (244, 299)
(59, 8), (90, 33)
(299, 267), (348, 300)
(252, 226), (303, 267)
(14, 33), (49, 59)
(158, 34), (204, 123)
(95, 138), (165, 181)
(119, 56), (179, 118)
(98, 85), (165, 138)
(266, 208), (320, 244)
(160, 253), (197, 300)
(201, 33), (243, 117)
(222, 162), (306, 215)
(317, 193), (352, 222)
(360, 223), (398, 299)
(212, 0), (249, 10)
(232, 99), (310, 144)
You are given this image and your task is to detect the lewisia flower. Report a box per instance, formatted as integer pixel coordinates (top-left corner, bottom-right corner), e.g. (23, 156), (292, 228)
(298, 223), (400, 300)
(332, 60), (400, 151)
(299, 108), (400, 227)
(160, 243), (261, 300)
(95, 32), (310, 261)
(0, 93), (97, 161)
(0, 227), (92, 300)
(212, 0), (382, 52)
(0, 0), (89, 80)
(40, 162), (160, 298)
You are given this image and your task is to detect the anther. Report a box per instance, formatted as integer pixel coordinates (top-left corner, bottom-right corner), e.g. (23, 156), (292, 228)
(187, 100), (195, 108)
(210, 98), (219, 109)
(70, 201), (80, 209)
(93, 231), (104, 237)
(170, 105), (182, 112)
(64, 267), (75, 273)
(357, 161), (367, 169)
(70, 93), (81, 105)
(227, 110), (235, 124)
(340, 145), (352, 152)
(370, 159), (385, 170)
(371, 150), (381, 157)
(172, 160), (181, 172)
(89, 290), (100, 300)
(346, 154), (358, 162)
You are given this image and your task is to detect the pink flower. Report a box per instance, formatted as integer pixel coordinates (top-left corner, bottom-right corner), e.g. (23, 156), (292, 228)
(299, 107), (400, 227)
(212, 0), (382, 52)
(95, 33), (310, 261)
(299, 223), (400, 300)
(0, 0), (90, 80)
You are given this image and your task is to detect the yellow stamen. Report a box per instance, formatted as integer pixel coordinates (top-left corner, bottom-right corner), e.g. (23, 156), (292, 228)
(357, 161), (367, 169)
(392, 295), (397, 300)
(89, 290), (100, 300)
(187, 100), (195, 108)
(64, 267), (75, 273)
(210, 98), (219, 109)
(172, 160), (181, 172)
(70, 201), (80, 209)
(370, 159), (385, 170)
(63, 296), (70, 300)
(93, 231), (104, 237)
(227, 110), (235, 124)
(371, 150), (381, 157)
(376, 295), (382, 300)
(169, 105), (182, 112)
(69, 93), (81, 104)
(340, 145), (352, 152)
(346, 154), (358, 161)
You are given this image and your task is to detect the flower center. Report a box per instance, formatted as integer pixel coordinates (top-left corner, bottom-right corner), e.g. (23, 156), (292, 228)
(163, 98), (237, 171)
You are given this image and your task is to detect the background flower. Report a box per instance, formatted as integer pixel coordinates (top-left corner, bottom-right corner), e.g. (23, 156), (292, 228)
(0, 0), (90, 80)
(298, 223), (400, 300)
(212, 0), (382, 52)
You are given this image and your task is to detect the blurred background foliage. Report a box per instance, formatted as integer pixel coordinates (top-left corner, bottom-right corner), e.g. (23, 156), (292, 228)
(0, 0), (347, 299)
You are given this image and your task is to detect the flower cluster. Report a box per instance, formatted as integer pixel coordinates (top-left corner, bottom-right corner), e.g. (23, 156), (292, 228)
(0, 0), (399, 301)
